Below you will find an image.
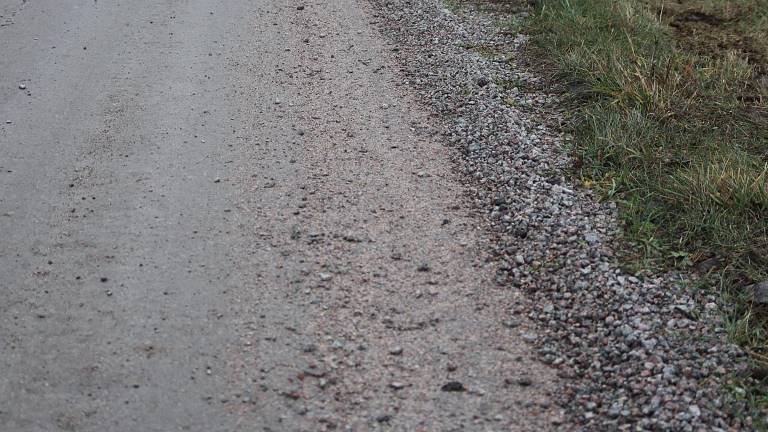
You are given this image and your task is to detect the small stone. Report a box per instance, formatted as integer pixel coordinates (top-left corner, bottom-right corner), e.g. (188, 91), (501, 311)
(477, 76), (490, 87)
(689, 404), (701, 417)
(608, 402), (622, 418)
(389, 381), (405, 390)
(342, 233), (363, 243)
(18, 83), (26, 90)
(302, 367), (326, 378)
(319, 272), (332, 281)
(416, 262), (431, 272)
(662, 365), (677, 380)
(584, 232), (599, 244)
(389, 346), (403, 356)
(752, 280), (768, 304)
(470, 387), (486, 396)
(281, 390), (301, 400)
(641, 339), (657, 350)
(513, 376), (533, 387)
(695, 256), (721, 273)
(440, 381), (466, 392)
(502, 320), (520, 329)
(296, 5), (305, 10)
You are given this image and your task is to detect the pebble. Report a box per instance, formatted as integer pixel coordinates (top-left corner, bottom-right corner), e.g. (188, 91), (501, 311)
(501, 319), (519, 328)
(584, 232), (599, 244)
(515, 376), (533, 387)
(689, 405), (701, 418)
(416, 262), (431, 272)
(440, 381), (466, 392)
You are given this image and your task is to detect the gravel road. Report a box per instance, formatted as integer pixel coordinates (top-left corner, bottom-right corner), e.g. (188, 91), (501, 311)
(0, 1), (562, 431)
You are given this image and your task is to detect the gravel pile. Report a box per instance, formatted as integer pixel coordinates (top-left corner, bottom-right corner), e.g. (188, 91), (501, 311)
(364, 0), (753, 429)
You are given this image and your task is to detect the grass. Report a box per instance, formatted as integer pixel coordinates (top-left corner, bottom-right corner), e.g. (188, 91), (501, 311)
(519, 0), (768, 421)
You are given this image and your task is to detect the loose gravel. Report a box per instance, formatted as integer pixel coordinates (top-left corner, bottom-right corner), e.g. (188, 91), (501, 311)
(363, 0), (754, 429)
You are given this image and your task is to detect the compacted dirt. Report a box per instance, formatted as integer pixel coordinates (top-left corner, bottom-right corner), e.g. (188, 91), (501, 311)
(0, 1), (560, 431)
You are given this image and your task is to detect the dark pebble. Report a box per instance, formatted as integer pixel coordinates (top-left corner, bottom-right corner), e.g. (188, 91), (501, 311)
(441, 381), (466, 392)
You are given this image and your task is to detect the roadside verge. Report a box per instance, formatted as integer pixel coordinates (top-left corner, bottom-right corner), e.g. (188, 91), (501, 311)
(365, 0), (759, 428)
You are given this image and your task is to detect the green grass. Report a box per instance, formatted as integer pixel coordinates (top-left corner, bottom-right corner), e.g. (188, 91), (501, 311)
(524, 0), (768, 419)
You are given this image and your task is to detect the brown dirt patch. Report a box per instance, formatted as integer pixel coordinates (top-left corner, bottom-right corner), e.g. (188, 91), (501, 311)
(662, 2), (768, 76)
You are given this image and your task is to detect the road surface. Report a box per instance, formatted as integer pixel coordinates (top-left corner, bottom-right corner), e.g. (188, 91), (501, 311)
(0, 0), (557, 430)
